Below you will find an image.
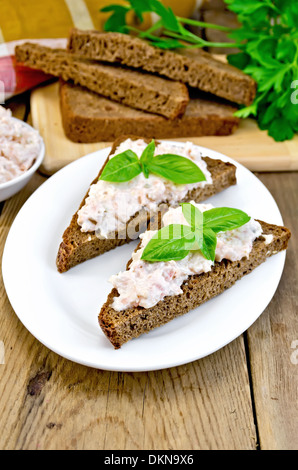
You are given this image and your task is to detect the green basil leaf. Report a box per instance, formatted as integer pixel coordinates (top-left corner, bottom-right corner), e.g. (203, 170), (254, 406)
(181, 203), (203, 230)
(99, 150), (141, 182)
(141, 224), (195, 262)
(140, 139), (155, 178)
(203, 207), (251, 233)
(200, 227), (217, 262)
(147, 154), (206, 184)
(194, 227), (203, 252)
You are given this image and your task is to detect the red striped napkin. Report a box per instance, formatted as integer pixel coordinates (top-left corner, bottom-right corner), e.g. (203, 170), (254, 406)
(0, 39), (67, 102)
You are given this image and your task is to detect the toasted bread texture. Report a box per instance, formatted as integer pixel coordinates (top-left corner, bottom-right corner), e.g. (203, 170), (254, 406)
(99, 221), (291, 349)
(56, 135), (237, 273)
(67, 29), (257, 106)
(59, 81), (240, 143)
(15, 42), (189, 119)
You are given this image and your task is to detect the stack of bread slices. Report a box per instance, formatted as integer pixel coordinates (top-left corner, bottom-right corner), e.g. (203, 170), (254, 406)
(15, 28), (257, 143)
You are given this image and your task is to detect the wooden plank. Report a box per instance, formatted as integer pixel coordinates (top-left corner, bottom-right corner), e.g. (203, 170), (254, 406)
(0, 331), (257, 449)
(0, 174), (257, 450)
(247, 172), (298, 450)
(31, 82), (298, 176)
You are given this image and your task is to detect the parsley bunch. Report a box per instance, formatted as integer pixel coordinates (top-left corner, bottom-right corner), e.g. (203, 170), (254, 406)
(226, 0), (298, 141)
(101, 0), (298, 142)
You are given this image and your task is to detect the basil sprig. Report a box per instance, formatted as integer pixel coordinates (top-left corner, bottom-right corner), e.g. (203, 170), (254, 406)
(141, 203), (251, 263)
(99, 140), (206, 185)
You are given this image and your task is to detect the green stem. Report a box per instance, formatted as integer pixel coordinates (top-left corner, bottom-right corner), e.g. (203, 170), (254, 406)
(187, 41), (239, 49)
(163, 30), (239, 49)
(138, 19), (163, 37)
(163, 29), (207, 45)
(177, 16), (234, 33)
(128, 27), (239, 50)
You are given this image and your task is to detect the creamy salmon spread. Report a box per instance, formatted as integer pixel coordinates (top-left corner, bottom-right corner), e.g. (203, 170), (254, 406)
(0, 106), (42, 184)
(77, 139), (212, 238)
(109, 202), (263, 311)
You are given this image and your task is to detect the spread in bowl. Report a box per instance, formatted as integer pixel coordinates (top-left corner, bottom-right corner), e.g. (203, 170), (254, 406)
(0, 106), (43, 185)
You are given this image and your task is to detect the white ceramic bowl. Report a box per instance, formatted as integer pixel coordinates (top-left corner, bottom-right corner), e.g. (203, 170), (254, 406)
(0, 119), (45, 202)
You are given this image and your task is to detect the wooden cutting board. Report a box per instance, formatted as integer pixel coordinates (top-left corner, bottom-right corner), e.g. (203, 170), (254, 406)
(31, 81), (298, 176)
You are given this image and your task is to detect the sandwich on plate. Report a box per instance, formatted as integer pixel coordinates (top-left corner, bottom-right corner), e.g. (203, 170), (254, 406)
(99, 201), (291, 349)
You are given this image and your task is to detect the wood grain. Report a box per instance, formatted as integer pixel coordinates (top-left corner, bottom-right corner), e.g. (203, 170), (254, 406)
(0, 177), (256, 450)
(246, 173), (298, 450)
(30, 82), (298, 175)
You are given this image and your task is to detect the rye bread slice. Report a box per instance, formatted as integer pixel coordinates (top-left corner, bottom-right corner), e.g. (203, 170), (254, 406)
(99, 221), (291, 349)
(15, 42), (189, 119)
(56, 135), (237, 273)
(67, 28), (256, 106)
(59, 81), (240, 143)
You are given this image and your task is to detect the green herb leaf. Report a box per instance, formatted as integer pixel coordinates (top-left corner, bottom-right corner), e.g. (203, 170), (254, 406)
(101, 0), (238, 50)
(141, 203), (251, 264)
(149, 37), (185, 50)
(147, 154), (206, 184)
(203, 207), (251, 233)
(129, 0), (150, 21)
(227, 51), (250, 70)
(101, 5), (130, 33)
(181, 202), (203, 230)
(268, 117), (295, 142)
(200, 227), (217, 262)
(99, 150), (141, 182)
(226, 0), (298, 142)
(181, 203), (203, 250)
(99, 142), (207, 184)
(141, 224), (195, 262)
(140, 139), (155, 178)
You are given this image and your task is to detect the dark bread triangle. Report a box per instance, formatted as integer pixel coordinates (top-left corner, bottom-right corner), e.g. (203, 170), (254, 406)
(99, 221), (291, 349)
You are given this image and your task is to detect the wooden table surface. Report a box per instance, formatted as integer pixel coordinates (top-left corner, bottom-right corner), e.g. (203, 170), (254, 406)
(0, 94), (297, 451)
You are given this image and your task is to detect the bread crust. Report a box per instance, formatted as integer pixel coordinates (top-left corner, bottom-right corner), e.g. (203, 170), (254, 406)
(56, 135), (237, 272)
(60, 81), (240, 143)
(98, 221), (291, 349)
(15, 42), (189, 119)
(67, 28), (257, 106)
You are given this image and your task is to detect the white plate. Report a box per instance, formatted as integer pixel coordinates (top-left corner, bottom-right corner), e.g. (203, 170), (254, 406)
(2, 143), (286, 371)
